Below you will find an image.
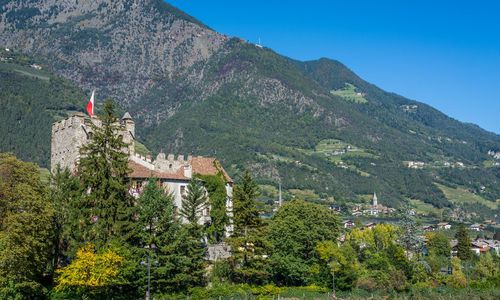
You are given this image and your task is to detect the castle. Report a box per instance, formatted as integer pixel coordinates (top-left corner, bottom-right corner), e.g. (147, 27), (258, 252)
(51, 112), (233, 235)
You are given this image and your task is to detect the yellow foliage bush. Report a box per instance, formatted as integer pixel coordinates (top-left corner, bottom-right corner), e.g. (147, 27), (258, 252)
(55, 244), (125, 291)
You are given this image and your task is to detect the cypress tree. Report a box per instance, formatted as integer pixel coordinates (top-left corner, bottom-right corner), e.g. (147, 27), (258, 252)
(455, 224), (473, 261)
(399, 207), (422, 259)
(77, 100), (134, 248)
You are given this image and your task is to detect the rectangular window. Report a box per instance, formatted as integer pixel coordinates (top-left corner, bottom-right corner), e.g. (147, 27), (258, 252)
(180, 185), (186, 196)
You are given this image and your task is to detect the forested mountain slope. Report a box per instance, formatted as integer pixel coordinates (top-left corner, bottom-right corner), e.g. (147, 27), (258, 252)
(1, 0), (499, 215)
(0, 49), (85, 166)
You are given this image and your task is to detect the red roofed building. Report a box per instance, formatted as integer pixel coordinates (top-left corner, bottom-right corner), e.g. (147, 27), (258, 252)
(52, 112), (234, 236)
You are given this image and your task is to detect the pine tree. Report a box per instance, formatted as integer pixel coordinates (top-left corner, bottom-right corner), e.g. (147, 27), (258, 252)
(158, 224), (207, 292)
(233, 170), (260, 237)
(455, 224), (473, 261)
(49, 166), (82, 272)
(77, 100), (134, 248)
(228, 170), (269, 284)
(136, 178), (178, 294)
(179, 179), (207, 225)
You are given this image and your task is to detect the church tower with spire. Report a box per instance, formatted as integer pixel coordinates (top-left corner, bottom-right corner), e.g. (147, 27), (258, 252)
(372, 192), (378, 207)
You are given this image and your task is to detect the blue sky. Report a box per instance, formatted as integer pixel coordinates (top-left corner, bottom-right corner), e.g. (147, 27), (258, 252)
(167, 0), (500, 134)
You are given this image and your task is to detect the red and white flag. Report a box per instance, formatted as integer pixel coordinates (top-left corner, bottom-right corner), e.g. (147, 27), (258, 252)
(86, 90), (95, 116)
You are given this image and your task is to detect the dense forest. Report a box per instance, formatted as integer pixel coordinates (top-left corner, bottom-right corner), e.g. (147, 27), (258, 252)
(0, 48), (85, 167)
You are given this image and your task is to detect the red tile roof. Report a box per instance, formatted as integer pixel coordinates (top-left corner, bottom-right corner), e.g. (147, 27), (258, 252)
(191, 156), (233, 182)
(128, 156), (232, 182)
(128, 160), (188, 180)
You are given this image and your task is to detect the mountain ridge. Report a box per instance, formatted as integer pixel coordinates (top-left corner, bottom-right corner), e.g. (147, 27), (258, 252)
(1, 0), (499, 218)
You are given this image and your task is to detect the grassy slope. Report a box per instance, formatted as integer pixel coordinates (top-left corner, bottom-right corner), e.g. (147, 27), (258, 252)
(436, 183), (499, 210)
(331, 83), (368, 103)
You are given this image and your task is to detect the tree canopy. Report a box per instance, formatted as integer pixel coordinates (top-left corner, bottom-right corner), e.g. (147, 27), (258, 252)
(0, 153), (54, 298)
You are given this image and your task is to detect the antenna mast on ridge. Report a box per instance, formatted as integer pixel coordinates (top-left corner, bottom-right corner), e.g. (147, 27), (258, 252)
(256, 37), (263, 48)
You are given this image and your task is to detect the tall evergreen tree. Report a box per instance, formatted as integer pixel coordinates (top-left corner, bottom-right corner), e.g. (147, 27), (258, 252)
(166, 178), (208, 291)
(399, 207), (422, 259)
(455, 224), (473, 261)
(137, 178), (175, 249)
(228, 170), (269, 284)
(233, 170), (260, 237)
(179, 179), (207, 225)
(77, 100), (134, 248)
(159, 224), (207, 292)
(136, 178), (178, 294)
(49, 166), (82, 272)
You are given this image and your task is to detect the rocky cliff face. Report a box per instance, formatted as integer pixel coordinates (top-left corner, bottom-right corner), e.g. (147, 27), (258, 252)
(0, 0), (326, 126)
(0, 0), (226, 107)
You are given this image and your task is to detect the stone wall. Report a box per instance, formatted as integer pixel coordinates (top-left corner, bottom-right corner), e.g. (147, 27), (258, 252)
(51, 113), (135, 173)
(51, 113), (89, 173)
(154, 153), (193, 173)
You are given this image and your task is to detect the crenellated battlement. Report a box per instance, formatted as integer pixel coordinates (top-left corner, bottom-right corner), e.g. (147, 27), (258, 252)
(51, 112), (136, 173)
(130, 152), (199, 179)
(154, 153), (194, 174)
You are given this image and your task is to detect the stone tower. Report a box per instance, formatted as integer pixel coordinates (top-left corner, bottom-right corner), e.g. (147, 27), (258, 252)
(51, 112), (135, 173)
(51, 112), (91, 173)
(121, 112), (136, 155)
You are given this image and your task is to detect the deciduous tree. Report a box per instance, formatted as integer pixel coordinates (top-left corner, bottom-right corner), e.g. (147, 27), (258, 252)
(426, 232), (451, 258)
(55, 244), (127, 297)
(268, 200), (340, 286)
(0, 153), (54, 298)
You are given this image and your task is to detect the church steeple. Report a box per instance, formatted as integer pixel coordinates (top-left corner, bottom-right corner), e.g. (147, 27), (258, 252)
(372, 192), (378, 207)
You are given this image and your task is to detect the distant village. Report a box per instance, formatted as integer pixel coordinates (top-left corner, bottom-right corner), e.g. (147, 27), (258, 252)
(331, 191), (500, 259)
(340, 217), (500, 258)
